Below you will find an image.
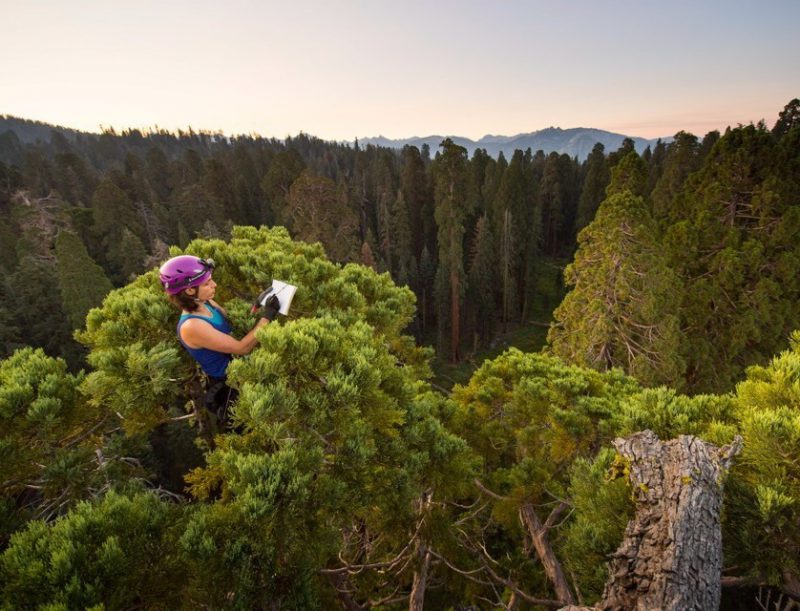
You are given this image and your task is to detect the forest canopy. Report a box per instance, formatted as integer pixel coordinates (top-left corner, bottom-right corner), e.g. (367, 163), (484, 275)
(0, 100), (799, 608)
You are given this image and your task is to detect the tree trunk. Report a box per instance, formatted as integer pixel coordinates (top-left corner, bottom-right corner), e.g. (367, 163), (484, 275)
(597, 430), (742, 611)
(409, 543), (431, 611)
(520, 503), (575, 605)
(410, 491), (433, 610)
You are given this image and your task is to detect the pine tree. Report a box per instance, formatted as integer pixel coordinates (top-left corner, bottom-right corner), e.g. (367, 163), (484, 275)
(391, 188), (413, 281)
(491, 150), (537, 320)
(262, 149), (305, 226)
(6, 256), (75, 364)
(107, 227), (148, 282)
(401, 145), (434, 261)
(90, 178), (144, 276)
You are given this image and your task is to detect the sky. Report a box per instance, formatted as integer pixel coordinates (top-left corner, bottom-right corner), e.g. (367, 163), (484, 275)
(2, 0), (798, 142)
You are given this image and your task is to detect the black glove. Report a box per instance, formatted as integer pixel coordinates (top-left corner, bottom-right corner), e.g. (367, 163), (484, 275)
(262, 295), (281, 322)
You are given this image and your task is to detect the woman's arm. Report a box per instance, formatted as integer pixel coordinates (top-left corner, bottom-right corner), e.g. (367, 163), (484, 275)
(180, 318), (268, 355)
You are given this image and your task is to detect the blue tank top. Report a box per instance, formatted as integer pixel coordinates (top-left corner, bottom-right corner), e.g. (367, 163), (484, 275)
(177, 303), (233, 378)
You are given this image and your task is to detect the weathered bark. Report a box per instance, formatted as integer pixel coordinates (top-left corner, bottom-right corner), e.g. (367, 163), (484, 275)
(409, 543), (431, 611)
(598, 430), (742, 611)
(327, 573), (365, 611)
(410, 492), (433, 611)
(520, 502), (576, 605)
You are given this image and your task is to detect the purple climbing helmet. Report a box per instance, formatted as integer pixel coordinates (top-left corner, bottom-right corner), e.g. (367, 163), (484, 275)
(159, 255), (215, 295)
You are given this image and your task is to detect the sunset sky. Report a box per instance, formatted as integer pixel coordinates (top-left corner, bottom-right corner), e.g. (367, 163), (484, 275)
(2, 0), (798, 141)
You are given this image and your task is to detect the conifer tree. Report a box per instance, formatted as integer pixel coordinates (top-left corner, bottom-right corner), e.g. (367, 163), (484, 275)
(6, 256), (74, 364)
(491, 150), (537, 320)
(650, 131), (702, 223)
(54, 230), (113, 330)
(400, 145), (434, 261)
(724, 331), (800, 596)
(0, 348), (140, 540)
(174, 183), (224, 245)
(418, 245), (436, 334)
(1, 491), (185, 607)
(644, 139), (667, 196)
(90, 178), (144, 276)
(446, 349), (641, 605)
(548, 190), (685, 388)
(144, 145), (172, 202)
(466, 215), (496, 349)
(432, 139), (470, 362)
(262, 149), (305, 226)
(108, 227), (148, 282)
(72, 225), (471, 607)
(576, 142), (609, 232)
(605, 150), (647, 198)
(390, 188), (414, 281)
(286, 171), (360, 262)
(664, 123), (800, 392)
(772, 98), (800, 140)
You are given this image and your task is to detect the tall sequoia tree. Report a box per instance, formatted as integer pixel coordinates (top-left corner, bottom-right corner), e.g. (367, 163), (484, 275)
(70, 225), (471, 607)
(664, 122), (800, 393)
(650, 131), (703, 224)
(576, 142), (609, 232)
(548, 189), (685, 388)
(432, 139), (470, 362)
(285, 170), (360, 263)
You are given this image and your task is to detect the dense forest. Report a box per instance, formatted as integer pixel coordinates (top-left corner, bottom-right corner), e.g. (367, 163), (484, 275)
(0, 99), (799, 609)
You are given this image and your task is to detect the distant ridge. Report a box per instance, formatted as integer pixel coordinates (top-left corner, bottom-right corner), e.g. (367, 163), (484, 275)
(0, 115), (668, 162)
(359, 127), (670, 161)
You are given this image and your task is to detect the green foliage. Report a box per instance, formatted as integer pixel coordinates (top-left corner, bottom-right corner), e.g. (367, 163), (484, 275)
(72, 224), (471, 604)
(548, 191), (686, 388)
(576, 142), (609, 231)
(286, 172), (360, 263)
(7, 254), (74, 358)
(0, 348), (106, 540)
(443, 349), (640, 601)
(0, 491), (185, 610)
(614, 387), (738, 444)
(724, 331), (800, 586)
(562, 449), (633, 603)
(432, 139), (470, 361)
(665, 123), (800, 393)
(54, 230), (113, 331)
(451, 349), (640, 499)
(182, 314), (472, 603)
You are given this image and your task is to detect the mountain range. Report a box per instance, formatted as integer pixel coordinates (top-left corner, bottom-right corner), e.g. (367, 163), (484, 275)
(1, 115), (669, 163)
(359, 127), (670, 161)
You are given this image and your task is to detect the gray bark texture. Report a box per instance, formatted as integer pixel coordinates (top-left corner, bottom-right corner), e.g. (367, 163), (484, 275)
(561, 430), (742, 611)
(602, 430), (741, 610)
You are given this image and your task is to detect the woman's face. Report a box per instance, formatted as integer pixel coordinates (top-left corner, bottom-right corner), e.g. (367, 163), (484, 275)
(193, 276), (217, 301)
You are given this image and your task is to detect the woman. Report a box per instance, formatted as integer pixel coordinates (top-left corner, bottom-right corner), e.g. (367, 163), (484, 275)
(159, 255), (280, 427)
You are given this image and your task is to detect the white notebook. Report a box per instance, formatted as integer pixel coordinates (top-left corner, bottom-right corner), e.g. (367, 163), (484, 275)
(257, 280), (297, 316)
